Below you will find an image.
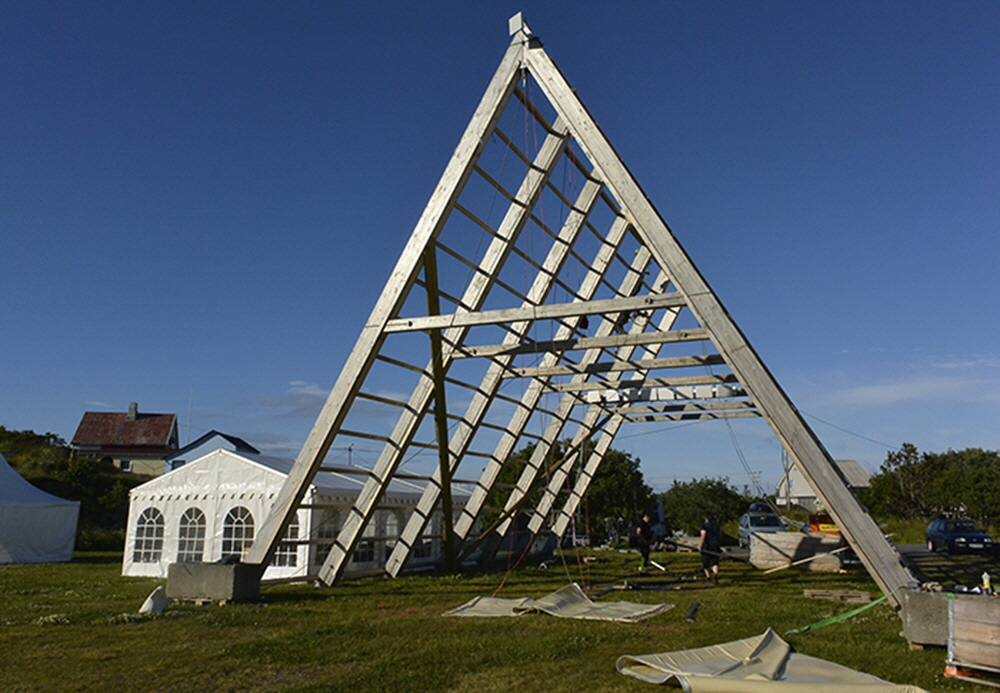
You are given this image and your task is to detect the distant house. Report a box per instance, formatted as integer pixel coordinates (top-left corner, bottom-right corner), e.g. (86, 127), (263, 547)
(775, 459), (871, 511)
(71, 402), (179, 476)
(165, 430), (259, 472)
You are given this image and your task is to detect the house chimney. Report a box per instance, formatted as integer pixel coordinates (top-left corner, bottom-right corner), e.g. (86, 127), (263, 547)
(127, 402), (138, 421)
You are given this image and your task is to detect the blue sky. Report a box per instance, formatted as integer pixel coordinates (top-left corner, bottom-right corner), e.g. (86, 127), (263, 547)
(3, 2), (998, 493)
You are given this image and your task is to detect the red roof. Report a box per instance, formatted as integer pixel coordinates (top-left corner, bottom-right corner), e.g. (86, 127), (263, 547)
(72, 411), (178, 450)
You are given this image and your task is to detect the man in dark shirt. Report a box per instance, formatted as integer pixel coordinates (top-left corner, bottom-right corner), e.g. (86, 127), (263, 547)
(636, 514), (654, 573)
(700, 512), (721, 584)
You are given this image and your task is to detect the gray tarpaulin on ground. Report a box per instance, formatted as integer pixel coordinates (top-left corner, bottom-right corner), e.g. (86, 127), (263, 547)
(444, 583), (673, 623)
(617, 629), (929, 692)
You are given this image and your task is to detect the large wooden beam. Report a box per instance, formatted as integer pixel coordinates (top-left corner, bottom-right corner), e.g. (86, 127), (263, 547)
(525, 41), (914, 603)
(245, 33), (527, 569)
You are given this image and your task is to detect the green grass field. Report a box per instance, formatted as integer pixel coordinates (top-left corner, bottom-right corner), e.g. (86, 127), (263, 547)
(0, 549), (982, 692)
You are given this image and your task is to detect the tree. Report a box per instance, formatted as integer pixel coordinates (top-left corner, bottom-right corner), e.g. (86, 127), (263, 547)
(923, 448), (1000, 528)
(483, 440), (653, 541)
(860, 444), (1000, 528)
(582, 447), (653, 535)
(658, 477), (744, 535)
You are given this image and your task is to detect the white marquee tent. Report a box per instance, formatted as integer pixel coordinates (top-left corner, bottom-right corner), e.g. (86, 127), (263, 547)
(0, 452), (79, 564)
(123, 449), (473, 581)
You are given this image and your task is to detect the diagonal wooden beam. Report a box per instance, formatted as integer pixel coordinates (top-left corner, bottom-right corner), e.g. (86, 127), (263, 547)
(244, 34), (528, 570)
(524, 41), (914, 603)
(311, 114), (572, 585)
(383, 175), (604, 576)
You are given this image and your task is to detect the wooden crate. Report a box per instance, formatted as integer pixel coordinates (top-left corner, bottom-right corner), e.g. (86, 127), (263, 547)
(949, 596), (1000, 675)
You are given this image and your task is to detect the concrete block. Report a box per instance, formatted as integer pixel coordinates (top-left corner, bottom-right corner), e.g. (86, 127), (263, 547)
(166, 562), (264, 602)
(901, 589), (956, 646)
(750, 532), (843, 571)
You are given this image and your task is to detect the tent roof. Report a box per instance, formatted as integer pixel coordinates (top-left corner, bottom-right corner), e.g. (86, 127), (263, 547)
(134, 449), (470, 503)
(0, 452), (78, 507)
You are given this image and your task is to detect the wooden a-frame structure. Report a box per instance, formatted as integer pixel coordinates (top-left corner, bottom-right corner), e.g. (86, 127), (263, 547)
(245, 14), (913, 603)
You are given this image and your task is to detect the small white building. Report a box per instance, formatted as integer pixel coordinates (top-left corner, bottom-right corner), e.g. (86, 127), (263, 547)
(123, 449), (468, 581)
(775, 459), (871, 511)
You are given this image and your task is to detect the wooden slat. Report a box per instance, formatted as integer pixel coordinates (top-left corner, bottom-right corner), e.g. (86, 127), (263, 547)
(506, 353), (727, 379)
(455, 327), (710, 359)
(385, 292), (685, 333)
(551, 373), (737, 393)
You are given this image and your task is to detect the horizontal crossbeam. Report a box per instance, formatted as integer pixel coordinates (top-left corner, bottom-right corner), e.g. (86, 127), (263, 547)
(453, 327), (710, 359)
(384, 292), (684, 333)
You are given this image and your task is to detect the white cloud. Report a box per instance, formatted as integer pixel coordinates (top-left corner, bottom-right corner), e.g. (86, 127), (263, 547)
(255, 381), (330, 419)
(932, 357), (1000, 370)
(830, 374), (982, 406)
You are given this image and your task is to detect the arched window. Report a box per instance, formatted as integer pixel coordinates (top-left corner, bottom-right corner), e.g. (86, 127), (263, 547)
(351, 517), (377, 564)
(271, 514), (300, 567)
(385, 511), (400, 552)
(133, 507), (165, 563)
(221, 506), (254, 560)
(176, 507), (206, 563)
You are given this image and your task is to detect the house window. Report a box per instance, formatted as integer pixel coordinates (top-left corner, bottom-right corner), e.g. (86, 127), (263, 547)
(271, 514), (300, 567)
(221, 506), (254, 560)
(177, 507), (206, 563)
(120, 459), (132, 473)
(133, 507), (164, 563)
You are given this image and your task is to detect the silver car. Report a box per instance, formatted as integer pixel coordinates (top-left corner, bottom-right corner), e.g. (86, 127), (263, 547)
(738, 512), (785, 548)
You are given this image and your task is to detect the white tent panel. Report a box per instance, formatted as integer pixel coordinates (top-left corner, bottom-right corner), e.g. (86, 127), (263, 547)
(0, 452), (79, 564)
(122, 449), (466, 581)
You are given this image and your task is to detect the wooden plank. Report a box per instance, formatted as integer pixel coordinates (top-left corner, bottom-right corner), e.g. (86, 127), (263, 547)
(451, 216), (632, 543)
(950, 597), (1000, 672)
(384, 292), (686, 333)
(505, 353), (727, 379)
(804, 590), (872, 603)
(953, 640), (1000, 670)
(384, 176), (602, 575)
(314, 117), (572, 585)
(454, 327), (710, 359)
(533, 277), (676, 536)
(552, 373), (737, 393)
(494, 251), (656, 540)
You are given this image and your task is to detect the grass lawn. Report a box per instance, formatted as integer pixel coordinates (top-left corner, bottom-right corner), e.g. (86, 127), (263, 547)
(0, 548), (982, 692)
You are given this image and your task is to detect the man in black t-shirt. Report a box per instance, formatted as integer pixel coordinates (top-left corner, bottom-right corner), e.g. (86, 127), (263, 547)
(636, 514), (654, 572)
(699, 512), (721, 584)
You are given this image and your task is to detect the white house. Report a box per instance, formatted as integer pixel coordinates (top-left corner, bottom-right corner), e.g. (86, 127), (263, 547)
(122, 449), (470, 581)
(164, 430), (259, 473)
(775, 459), (871, 511)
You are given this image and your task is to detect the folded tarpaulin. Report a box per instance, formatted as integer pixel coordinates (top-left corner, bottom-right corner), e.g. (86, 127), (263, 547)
(617, 628), (930, 692)
(444, 583), (673, 624)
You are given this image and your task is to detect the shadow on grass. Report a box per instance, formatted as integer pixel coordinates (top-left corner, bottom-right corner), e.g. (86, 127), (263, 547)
(72, 552), (124, 564)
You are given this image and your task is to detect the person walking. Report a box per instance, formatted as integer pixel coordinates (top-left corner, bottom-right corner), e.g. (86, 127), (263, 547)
(700, 512), (721, 584)
(636, 514), (654, 573)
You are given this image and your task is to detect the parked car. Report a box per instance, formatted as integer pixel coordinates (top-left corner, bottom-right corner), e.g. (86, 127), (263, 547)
(926, 519), (994, 555)
(807, 513), (860, 566)
(738, 512), (785, 548)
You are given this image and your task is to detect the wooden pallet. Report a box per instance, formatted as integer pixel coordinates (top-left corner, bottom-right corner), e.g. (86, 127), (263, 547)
(804, 589), (871, 603)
